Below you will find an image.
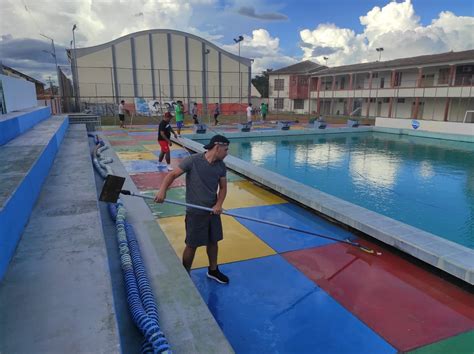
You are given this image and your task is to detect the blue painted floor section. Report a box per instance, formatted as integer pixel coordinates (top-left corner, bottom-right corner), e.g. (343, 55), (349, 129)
(230, 203), (356, 253)
(191, 255), (396, 354)
(122, 160), (160, 173)
(151, 149), (191, 159)
(128, 131), (157, 136)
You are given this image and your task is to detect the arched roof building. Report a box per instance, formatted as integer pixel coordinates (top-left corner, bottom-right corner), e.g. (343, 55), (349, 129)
(68, 29), (252, 109)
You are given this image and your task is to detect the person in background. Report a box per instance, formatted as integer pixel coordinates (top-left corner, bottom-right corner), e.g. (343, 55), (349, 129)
(118, 100), (126, 128)
(261, 102), (268, 121)
(191, 102), (199, 124)
(175, 100), (185, 136)
(246, 103), (253, 125)
(214, 103), (221, 126)
(154, 135), (230, 284)
(157, 112), (178, 172)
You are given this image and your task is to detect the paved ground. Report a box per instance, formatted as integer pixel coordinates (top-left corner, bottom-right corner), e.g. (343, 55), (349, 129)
(100, 123), (474, 354)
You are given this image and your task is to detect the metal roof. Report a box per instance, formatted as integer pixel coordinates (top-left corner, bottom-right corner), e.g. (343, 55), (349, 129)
(68, 29), (252, 66)
(270, 60), (326, 75)
(310, 49), (474, 76)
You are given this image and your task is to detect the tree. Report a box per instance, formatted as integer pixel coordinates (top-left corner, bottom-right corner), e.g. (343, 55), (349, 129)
(251, 69), (272, 98)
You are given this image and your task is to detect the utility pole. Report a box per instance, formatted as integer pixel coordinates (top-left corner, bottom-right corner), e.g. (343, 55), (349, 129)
(40, 33), (61, 101)
(48, 76), (53, 94)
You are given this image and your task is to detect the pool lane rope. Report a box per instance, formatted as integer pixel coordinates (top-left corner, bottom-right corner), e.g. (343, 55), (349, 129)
(90, 134), (171, 354)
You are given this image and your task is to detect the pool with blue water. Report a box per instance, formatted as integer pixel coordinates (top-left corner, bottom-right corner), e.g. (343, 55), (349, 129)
(208, 132), (474, 248)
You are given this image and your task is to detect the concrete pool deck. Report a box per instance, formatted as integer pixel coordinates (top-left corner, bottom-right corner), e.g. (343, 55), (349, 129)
(98, 123), (473, 353)
(177, 127), (474, 285)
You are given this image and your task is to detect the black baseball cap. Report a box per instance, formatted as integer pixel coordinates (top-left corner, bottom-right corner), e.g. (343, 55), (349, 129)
(203, 134), (230, 150)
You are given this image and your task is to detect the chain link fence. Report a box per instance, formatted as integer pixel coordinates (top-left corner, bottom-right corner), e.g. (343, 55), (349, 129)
(62, 65), (256, 123)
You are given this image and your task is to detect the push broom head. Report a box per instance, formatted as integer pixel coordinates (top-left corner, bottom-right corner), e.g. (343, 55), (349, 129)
(99, 175), (126, 203)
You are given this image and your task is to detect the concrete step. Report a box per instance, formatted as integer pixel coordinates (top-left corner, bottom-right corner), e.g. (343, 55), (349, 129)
(0, 125), (121, 353)
(0, 106), (52, 145)
(0, 115), (69, 278)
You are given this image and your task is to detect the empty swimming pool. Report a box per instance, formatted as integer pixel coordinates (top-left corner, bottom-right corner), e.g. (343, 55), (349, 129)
(217, 132), (474, 249)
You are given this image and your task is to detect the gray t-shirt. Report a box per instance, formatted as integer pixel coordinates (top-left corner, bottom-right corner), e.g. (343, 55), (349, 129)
(179, 153), (227, 214)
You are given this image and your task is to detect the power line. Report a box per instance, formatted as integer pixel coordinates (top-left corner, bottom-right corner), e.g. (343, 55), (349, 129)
(20, 0), (44, 34)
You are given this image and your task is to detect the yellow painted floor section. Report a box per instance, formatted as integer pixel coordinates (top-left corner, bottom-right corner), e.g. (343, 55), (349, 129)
(158, 214), (276, 269)
(223, 180), (286, 209)
(116, 151), (157, 160)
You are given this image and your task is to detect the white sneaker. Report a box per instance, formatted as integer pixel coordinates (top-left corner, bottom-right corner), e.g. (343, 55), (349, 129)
(167, 165), (174, 171)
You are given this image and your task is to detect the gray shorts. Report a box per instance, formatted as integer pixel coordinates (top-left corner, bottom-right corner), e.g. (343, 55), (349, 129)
(185, 213), (223, 247)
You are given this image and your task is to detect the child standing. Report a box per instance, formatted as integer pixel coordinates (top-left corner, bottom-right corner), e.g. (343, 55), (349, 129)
(158, 112), (178, 171)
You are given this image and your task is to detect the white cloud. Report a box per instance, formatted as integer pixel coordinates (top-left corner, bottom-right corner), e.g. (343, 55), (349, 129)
(300, 0), (474, 66)
(359, 0), (419, 42)
(0, 0), (220, 47)
(222, 29), (297, 75)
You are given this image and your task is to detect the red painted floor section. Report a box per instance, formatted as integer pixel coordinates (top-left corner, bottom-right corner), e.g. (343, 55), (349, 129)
(132, 135), (157, 141)
(283, 240), (474, 352)
(130, 171), (185, 190)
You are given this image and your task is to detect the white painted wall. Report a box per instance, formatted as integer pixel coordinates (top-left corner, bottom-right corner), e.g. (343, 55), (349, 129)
(77, 47), (114, 100)
(206, 46), (220, 103)
(376, 117), (474, 135)
(449, 98), (474, 122)
(269, 74), (289, 98)
(134, 34), (153, 98)
(115, 40), (133, 98)
(171, 34), (187, 100)
(0, 74), (37, 113)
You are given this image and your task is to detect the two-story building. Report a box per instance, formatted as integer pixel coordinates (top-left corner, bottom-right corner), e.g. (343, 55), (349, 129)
(268, 61), (326, 114)
(269, 50), (474, 122)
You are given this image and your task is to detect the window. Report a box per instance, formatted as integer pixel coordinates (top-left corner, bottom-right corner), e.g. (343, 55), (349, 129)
(340, 77), (346, 89)
(394, 72), (403, 87)
(438, 68), (450, 85)
(274, 98), (284, 109)
(369, 98), (376, 103)
(298, 77), (308, 85)
(383, 98), (390, 103)
(294, 99), (304, 109)
(397, 98), (405, 103)
(380, 77), (385, 88)
(274, 78), (284, 91)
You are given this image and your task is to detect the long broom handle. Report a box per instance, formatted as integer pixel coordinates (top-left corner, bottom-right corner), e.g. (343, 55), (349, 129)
(123, 191), (380, 254)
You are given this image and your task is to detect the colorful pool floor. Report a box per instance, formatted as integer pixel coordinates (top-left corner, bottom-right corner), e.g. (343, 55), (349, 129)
(101, 125), (474, 354)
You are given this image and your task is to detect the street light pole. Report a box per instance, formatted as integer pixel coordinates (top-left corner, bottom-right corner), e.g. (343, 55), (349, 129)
(72, 24), (79, 111)
(376, 47), (384, 62)
(233, 35), (244, 122)
(323, 56), (328, 66)
(204, 48), (210, 125)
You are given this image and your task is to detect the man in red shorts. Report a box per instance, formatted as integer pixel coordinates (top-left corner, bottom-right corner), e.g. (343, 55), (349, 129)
(158, 112), (178, 171)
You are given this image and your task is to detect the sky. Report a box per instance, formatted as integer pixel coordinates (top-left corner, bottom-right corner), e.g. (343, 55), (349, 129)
(0, 0), (473, 84)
